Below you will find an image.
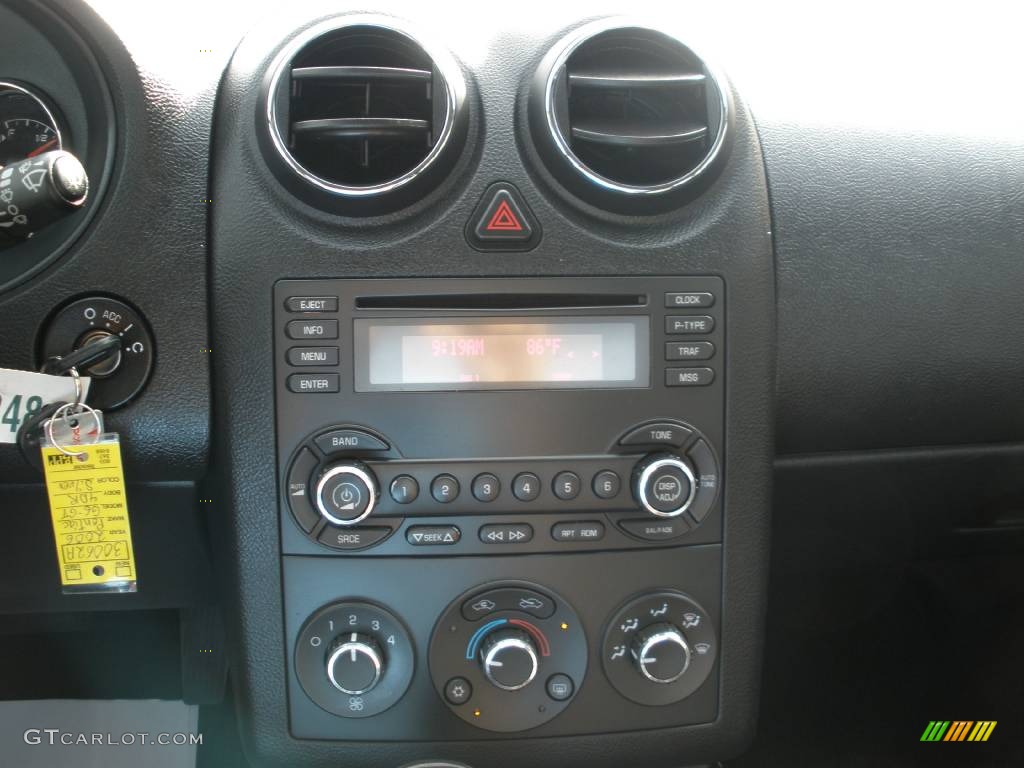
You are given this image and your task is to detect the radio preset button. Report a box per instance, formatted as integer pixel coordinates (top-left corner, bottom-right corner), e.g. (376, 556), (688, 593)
(619, 422), (692, 448)
(285, 296), (339, 313)
(552, 521), (606, 542)
(287, 346), (340, 367)
(552, 471), (581, 500)
(665, 316), (714, 334)
(317, 525), (391, 550)
(472, 473), (501, 502)
(479, 523), (534, 544)
(592, 470), (621, 499)
(315, 429), (389, 454)
(286, 319), (339, 340)
(665, 292), (714, 309)
(389, 475), (419, 504)
(512, 473), (541, 501)
(431, 474), (460, 503)
(666, 367), (715, 387)
(407, 525), (461, 545)
(287, 373), (339, 393)
(665, 341), (715, 361)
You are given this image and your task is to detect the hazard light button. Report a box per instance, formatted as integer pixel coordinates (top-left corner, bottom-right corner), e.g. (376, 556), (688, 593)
(466, 182), (541, 252)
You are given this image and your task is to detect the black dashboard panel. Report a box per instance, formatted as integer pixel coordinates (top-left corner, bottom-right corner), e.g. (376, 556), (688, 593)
(764, 124), (1024, 454)
(211, 6), (773, 765)
(2, 2), (1022, 767)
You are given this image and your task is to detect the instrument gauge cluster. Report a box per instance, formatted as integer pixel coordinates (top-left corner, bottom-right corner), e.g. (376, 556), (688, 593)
(0, 81), (65, 166)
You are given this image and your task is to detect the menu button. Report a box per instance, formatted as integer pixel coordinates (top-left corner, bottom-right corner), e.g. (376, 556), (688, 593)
(287, 346), (340, 367)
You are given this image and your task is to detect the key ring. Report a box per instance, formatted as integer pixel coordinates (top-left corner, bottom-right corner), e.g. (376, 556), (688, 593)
(45, 400), (102, 459)
(68, 365), (83, 409)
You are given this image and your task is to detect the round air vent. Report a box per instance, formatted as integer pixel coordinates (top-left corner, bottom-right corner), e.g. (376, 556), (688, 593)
(262, 17), (468, 215)
(529, 21), (730, 214)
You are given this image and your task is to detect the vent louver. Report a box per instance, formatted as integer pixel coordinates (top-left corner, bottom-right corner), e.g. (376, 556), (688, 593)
(530, 22), (729, 213)
(263, 18), (467, 215)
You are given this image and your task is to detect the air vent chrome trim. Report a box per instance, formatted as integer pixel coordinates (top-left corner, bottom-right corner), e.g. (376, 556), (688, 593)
(530, 18), (731, 208)
(263, 15), (466, 205)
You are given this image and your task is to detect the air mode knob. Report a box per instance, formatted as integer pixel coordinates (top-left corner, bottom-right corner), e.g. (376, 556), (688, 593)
(314, 460), (378, 526)
(631, 623), (691, 684)
(632, 453), (697, 518)
(325, 632), (384, 695)
(480, 628), (539, 692)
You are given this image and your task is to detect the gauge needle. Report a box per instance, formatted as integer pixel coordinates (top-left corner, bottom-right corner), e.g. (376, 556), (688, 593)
(27, 139), (58, 158)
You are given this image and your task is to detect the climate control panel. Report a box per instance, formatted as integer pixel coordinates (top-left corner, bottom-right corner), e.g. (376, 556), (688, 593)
(602, 591), (717, 706)
(294, 601), (415, 719)
(428, 582), (587, 732)
(284, 548), (721, 740)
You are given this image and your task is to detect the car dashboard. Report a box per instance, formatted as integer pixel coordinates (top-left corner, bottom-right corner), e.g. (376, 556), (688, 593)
(0, 2), (1021, 767)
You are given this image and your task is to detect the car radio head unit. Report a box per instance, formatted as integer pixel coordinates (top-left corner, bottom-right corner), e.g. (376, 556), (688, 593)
(273, 276), (724, 559)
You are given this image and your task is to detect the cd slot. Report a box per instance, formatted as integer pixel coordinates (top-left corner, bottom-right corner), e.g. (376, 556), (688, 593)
(356, 293), (647, 311)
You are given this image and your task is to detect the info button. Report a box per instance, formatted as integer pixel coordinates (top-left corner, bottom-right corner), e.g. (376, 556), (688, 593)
(286, 319), (339, 340)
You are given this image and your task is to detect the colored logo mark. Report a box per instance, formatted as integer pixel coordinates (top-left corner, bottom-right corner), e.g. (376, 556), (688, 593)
(920, 720), (997, 742)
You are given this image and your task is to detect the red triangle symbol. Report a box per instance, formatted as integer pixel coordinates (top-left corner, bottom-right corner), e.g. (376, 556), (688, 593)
(485, 199), (523, 231)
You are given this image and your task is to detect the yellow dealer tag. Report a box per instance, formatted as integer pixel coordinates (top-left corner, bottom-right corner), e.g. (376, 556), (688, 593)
(41, 435), (138, 594)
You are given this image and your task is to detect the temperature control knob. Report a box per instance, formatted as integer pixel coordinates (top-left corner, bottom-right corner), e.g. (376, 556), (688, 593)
(314, 461), (378, 526)
(480, 628), (538, 692)
(631, 623), (691, 684)
(632, 453), (696, 518)
(325, 632), (384, 695)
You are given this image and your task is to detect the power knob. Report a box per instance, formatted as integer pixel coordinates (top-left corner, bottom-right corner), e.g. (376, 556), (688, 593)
(631, 623), (691, 684)
(632, 453), (697, 518)
(479, 628), (539, 692)
(314, 461), (378, 526)
(325, 632), (384, 695)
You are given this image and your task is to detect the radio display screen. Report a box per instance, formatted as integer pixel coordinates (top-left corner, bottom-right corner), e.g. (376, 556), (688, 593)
(354, 317), (649, 391)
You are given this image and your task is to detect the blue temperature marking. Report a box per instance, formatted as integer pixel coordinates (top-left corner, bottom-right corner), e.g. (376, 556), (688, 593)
(465, 618), (507, 659)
